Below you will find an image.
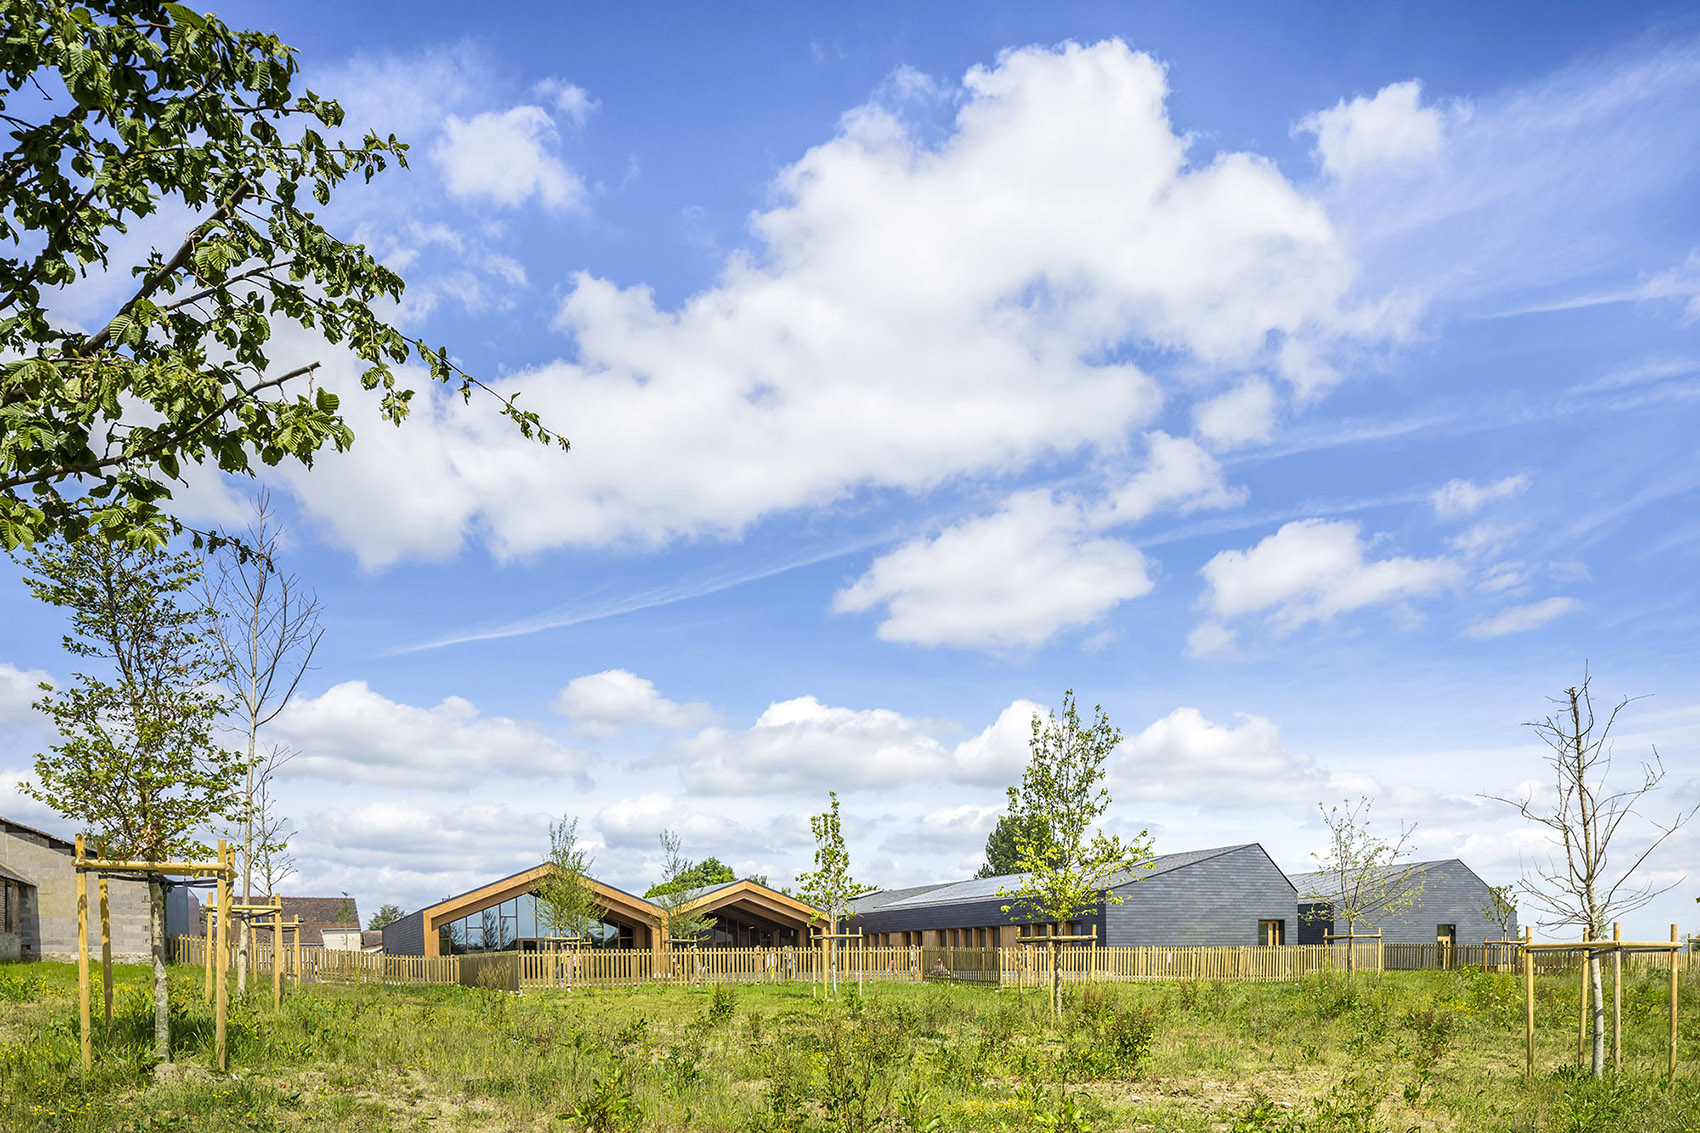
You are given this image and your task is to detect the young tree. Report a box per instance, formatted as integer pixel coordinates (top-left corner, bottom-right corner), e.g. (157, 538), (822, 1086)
(205, 493), (321, 992)
(997, 691), (1151, 1020)
(21, 538), (244, 1061)
(795, 791), (872, 995)
(1479, 884), (1518, 940)
(0, 0), (565, 553)
(248, 742), (296, 901)
(534, 816), (608, 945)
(367, 904), (406, 931)
(1302, 797), (1425, 980)
(1487, 674), (1696, 1078)
(651, 830), (715, 952)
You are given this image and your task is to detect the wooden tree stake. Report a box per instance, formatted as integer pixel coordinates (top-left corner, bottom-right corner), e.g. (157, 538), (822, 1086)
(76, 834), (90, 1071)
(1671, 924), (1680, 1080)
(215, 840), (230, 1071)
(98, 874), (113, 1038)
(1524, 926), (1535, 1081)
(1612, 923), (1622, 1071)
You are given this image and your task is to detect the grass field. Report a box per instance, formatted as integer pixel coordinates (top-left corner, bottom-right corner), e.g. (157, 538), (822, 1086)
(1, 961), (1696, 1131)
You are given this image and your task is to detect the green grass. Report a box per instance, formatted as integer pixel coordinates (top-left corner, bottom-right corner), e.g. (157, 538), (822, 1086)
(0, 961), (1696, 1130)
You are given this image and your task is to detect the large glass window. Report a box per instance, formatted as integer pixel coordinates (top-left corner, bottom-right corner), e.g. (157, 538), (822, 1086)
(437, 890), (643, 954)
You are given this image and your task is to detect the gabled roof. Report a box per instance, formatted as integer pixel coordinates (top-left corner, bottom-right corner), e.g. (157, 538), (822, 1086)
(0, 862), (33, 886)
(1289, 859), (1469, 904)
(675, 878), (822, 925)
(417, 863), (665, 931)
(0, 815), (74, 851)
(854, 845), (1284, 912)
(274, 896), (361, 947)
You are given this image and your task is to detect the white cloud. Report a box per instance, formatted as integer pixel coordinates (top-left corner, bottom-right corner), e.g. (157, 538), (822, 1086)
(673, 696), (1041, 795)
(0, 769), (58, 827)
(301, 801), (550, 874)
(1465, 596), (1580, 639)
(433, 105), (586, 211)
(1192, 379), (1277, 448)
(903, 803), (1002, 853)
(0, 663), (51, 721)
(595, 793), (811, 860)
(1432, 473), (1530, 519)
(1094, 432), (1245, 525)
(270, 40), (1392, 566)
(550, 670), (715, 737)
(1298, 80), (1450, 180)
(1118, 707), (1325, 806)
(1199, 519), (1462, 632)
(834, 431), (1242, 649)
(833, 491), (1152, 649)
(533, 78), (599, 128)
(271, 681), (590, 788)
(1185, 621), (1237, 659)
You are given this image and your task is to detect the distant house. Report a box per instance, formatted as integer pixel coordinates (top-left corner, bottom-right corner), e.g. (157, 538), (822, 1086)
(849, 844), (1302, 948)
(382, 867), (821, 959)
(274, 895), (363, 949)
(1288, 859), (1515, 947)
(0, 815), (196, 962)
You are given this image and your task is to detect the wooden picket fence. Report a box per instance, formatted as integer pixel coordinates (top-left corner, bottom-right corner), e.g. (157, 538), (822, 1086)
(174, 935), (1690, 993)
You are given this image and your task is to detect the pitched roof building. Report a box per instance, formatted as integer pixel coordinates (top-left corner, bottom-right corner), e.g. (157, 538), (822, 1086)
(849, 844), (1302, 948)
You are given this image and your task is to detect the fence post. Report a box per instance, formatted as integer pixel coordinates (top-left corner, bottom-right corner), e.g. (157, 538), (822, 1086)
(1672, 924), (1681, 1080)
(76, 834), (91, 1071)
(1523, 926), (1534, 1081)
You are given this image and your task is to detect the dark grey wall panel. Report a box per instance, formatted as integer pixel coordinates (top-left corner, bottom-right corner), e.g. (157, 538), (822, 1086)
(1105, 845), (1298, 947)
(1289, 860), (1516, 945)
(383, 909), (425, 956)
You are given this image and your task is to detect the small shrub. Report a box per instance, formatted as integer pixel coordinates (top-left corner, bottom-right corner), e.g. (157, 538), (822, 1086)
(569, 1068), (642, 1133)
(708, 983), (738, 1025)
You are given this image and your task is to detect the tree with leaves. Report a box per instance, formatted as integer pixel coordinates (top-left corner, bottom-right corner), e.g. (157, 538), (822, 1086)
(535, 816), (608, 945)
(796, 791), (873, 995)
(205, 491), (321, 993)
(366, 903), (405, 932)
(977, 810), (1056, 878)
(21, 536), (243, 1061)
(1487, 673), (1696, 1078)
(652, 829), (716, 958)
(997, 691), (1151, 1020)
(0, 0), (565, 553)
(644, 855), (736, 898)
(1479, 884), (1518, 941)
(1302, 797), (1425, 981)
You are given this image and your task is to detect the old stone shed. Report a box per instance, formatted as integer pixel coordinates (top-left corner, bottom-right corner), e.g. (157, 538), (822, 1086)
(0, 815), (195, 962)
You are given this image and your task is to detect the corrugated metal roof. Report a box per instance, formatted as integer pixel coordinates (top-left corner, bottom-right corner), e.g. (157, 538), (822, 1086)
(870, 844), (1260, 911)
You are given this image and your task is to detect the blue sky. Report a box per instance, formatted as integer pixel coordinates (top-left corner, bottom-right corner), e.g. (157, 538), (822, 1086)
(4, 2), (1700, 937)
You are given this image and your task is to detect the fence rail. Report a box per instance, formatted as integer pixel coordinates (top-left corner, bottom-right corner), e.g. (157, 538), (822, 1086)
(169, 936), (1694, 993)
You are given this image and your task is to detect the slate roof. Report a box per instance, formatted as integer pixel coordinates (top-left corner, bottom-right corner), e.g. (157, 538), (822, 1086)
(274, 895), (360, 947)
(1287, 859), (1461, 903)
(851, 845), (1272, 913)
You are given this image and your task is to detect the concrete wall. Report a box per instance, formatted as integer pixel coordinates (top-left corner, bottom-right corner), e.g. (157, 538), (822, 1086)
(1106, 845), (1299, 947)
(0, 825), (186, 962)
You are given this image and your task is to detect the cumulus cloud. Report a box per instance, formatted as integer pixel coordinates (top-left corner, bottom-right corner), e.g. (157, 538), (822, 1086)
(0, 663), (51, 721)
(834, 491), (1151, 649)
(1432, 474), (1530, 519)
(1193, 379), (1277, 448)
(596, 793), (812, 860)
(1118, 707), (1325, 806)
(550, 670), (716, 737)
(1465, 596), (1580, 639)
(271, 681), (590, 787)
(835, 432), (1240, 649)
(267, 40), (1392, 567)
(1298, 80), (1450, 180)
(1198, 519), (1462, 635)
(433, 105), (586, 211)
(673, 696), (1042, 795)
(300, 801), (552, 874)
